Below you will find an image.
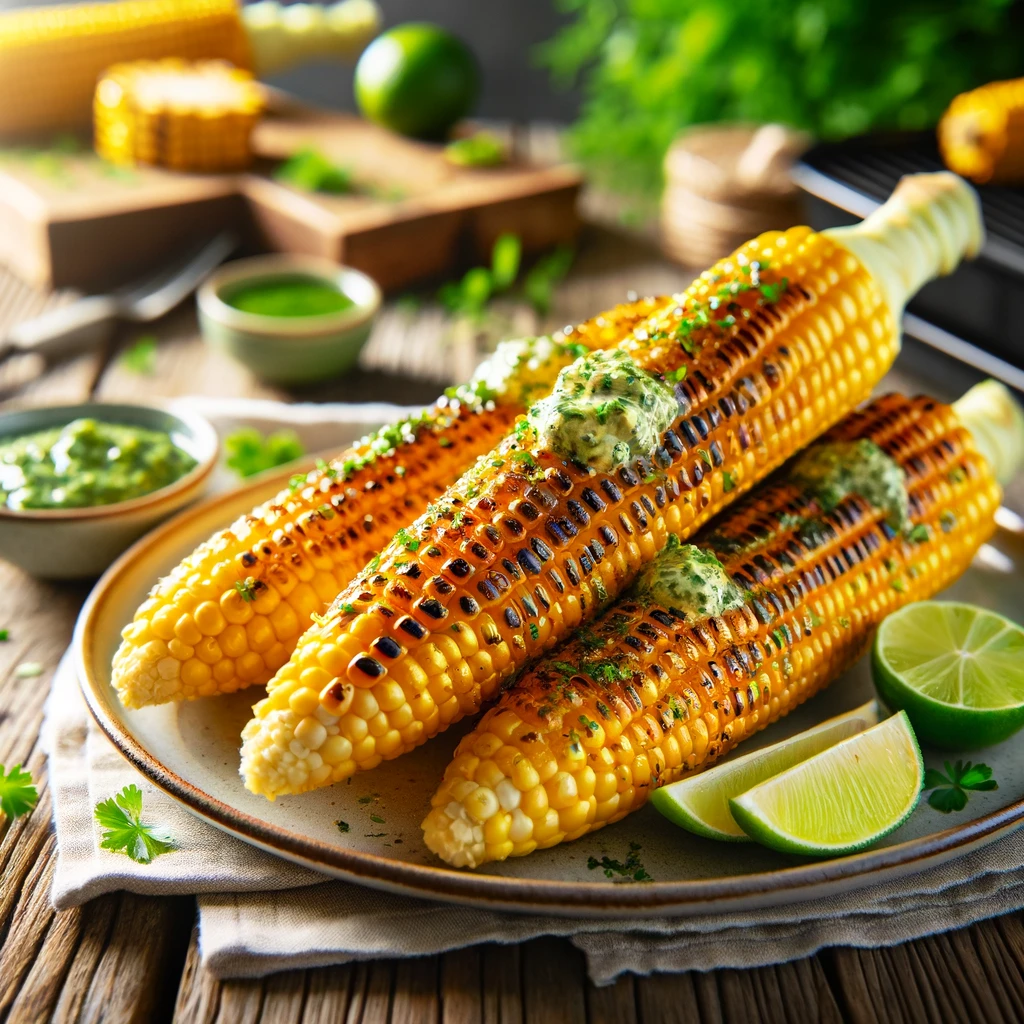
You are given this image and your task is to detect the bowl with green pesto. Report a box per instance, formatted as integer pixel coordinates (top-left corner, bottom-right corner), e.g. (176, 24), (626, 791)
(0, 403), (218, 579)
(198, 255), (382, 385)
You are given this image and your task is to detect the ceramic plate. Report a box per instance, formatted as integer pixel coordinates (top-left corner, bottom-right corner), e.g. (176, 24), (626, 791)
(76, 468), (1024, 917)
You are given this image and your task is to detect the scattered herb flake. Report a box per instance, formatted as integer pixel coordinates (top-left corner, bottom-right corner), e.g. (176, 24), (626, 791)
(0, 629), (7, 641)
(336, 820), (350, 833)
(234, 578), (257, 602)
(587, 841), (652, 882)
(369, 814), (385, 824)
(14, 662), (43, 679)
(529, 622), (540, 642)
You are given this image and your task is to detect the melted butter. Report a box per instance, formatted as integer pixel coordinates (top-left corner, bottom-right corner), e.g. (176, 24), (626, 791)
(634, 537), (745, 618)
(789, 439), (908, 529)
(528, 349), (678, 472)
(454, 336), (588, 409)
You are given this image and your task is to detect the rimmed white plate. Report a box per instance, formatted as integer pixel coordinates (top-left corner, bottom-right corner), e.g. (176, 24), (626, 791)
(75, 468), (1024, 917)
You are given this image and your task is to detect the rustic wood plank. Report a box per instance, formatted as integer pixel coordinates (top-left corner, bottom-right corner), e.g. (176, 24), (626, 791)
(481, 943), (522, 1024)
(391, 957), (439, 1024)
(716, 958), (843, 1024)
(173, 925), (223, 1024)
(345, 961), (394, 1024)
(586, 974), (638, 1024)
(440, 947), (481, 1024)
(260, 970), (309, 1024)
(634, 972), (704, 1024)
(521, 939), (587, 1024)
(301, 965), (357, 1024)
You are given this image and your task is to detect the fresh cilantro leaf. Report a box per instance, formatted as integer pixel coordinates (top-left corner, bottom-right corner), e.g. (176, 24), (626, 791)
(923, 760), (998, 814)
(120, 336), (157, 375)
(0, 764), (38, 820)
(94, 784), (175, 863)
(224, 428), (305, 480)
(336, 820), (350, 833)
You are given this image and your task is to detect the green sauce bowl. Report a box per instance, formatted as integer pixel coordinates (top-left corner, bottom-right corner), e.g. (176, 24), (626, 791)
(0, 402), (218, 580)
(198, 255), (382, 385)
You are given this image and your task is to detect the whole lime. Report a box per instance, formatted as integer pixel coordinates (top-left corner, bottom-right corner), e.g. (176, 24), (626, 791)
(355, 23), (479, 141)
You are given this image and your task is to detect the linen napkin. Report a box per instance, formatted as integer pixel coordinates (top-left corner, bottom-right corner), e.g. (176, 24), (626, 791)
(44, 397), (1024, 984)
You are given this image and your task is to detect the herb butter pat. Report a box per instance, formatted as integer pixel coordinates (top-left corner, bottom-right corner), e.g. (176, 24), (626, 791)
(634, 537), (745, 618)
(451, 335), (587, 408)
(528, 349), (678, 472)
(789, 439), (908, 529)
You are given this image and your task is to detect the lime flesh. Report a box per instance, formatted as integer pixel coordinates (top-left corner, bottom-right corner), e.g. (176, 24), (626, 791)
(729, 712), (923, 857)
(872, 601), (1024, 748)
(650, 701), (880, 841)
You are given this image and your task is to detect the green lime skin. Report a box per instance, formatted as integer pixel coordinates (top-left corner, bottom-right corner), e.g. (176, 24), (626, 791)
(871, 603), (1024, 750)
(355, 23), (479, 140)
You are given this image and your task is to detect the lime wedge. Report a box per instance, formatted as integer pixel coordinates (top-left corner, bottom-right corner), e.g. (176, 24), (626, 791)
(650, 701), (880, 841)
(728, 712), (923, 856)
(872, 601), (1024, 749)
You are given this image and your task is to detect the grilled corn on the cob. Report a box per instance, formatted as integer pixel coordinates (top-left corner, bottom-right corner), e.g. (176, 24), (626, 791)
(0, 0), (250, 139)
(423, 385), (1015, 867)
(939, 78), (1024, 184)
(95, 59), (263, 171)
(240, 172), (982, 800)
(112, 302), (663, 710)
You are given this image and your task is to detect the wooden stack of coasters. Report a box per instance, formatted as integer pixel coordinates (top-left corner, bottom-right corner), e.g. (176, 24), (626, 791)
(661, 123), (808, 268)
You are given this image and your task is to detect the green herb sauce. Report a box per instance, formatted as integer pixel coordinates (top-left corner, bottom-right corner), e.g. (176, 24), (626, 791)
(788, 439), (908, 529)
(225, 275), (354, 318)
(528, 349), (678, 471)
(634, 537), (745, 618)
(0, 418), (196, 510)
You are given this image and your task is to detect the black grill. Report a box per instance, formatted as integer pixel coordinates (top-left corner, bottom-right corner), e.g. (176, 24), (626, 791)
(795, 132), (1024, 372)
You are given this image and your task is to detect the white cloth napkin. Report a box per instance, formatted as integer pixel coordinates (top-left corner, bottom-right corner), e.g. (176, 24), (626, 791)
(44, 397), (1024, 984)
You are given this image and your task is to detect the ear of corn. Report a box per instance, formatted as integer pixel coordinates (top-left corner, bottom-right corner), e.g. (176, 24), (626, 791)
(95, 59), (263, 171)
(112, 304), (662, 710)
(239, 174), (981, 801)
(422, 393), (1002, 867)
(940, 78), (1024, 184)
(0, 0), (251, 140)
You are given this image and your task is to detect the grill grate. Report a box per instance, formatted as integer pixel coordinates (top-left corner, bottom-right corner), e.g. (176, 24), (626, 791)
(799, 133), (1024, 270)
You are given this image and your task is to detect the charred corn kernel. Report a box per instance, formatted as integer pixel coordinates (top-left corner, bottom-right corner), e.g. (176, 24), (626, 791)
(242, 174), (983, 800)
(940, 78), (1024, 184)
(0, 0), (250, 138)
(94, 59), (263, 171)
(424, 392), (1005, 866)
(115, 325), (657, 711)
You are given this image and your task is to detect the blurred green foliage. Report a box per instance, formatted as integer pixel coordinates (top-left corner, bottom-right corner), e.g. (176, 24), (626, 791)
(540, 0), (1024, 199)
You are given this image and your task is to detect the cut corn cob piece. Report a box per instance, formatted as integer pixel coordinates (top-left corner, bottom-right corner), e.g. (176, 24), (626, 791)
(423, 391), (1005, 867)
(95, 59), (264, 171)
(0, 0), (251, 139)
(112, 304), (663, 710)
(240, 172), (982, 800)
(939, 78), (1024, 184)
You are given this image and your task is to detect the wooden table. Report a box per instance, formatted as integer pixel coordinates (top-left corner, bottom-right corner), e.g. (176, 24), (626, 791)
(2, 220), (1024, 1024)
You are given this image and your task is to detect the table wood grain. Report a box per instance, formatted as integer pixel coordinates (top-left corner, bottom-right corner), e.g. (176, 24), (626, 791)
(2, 217), (1024, 1024)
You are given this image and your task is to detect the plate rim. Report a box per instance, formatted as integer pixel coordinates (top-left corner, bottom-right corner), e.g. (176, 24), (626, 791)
(74, 472), (1024, 916)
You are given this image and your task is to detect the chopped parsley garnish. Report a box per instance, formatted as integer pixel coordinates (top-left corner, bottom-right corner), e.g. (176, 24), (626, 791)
(94, 784), (175, 863)
(722, 470), (735, 493)
(529, 622), (540, 641)
(698, 449), (712, 466)
(0, 763), (38, 820)
(924, 761), (997, 813)
(665, 366), (687, 384)
(940, 510), (957, 533)
(234, 578), (257, 602)
(370, 814), (385, 824)
(336, 820), (350, 833)
(907, 524), (930, 543)
(587, 841), (652, 882)
(289, 473), (308, 492)
(395, 528), (421, 552)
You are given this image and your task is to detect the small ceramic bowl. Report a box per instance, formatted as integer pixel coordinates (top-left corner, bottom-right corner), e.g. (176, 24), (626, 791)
(0, 402), (218, 580)
(197, 255), (382, 385)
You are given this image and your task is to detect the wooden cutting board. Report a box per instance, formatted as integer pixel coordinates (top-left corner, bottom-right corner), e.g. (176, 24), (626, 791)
(0, 92), (581, 293)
